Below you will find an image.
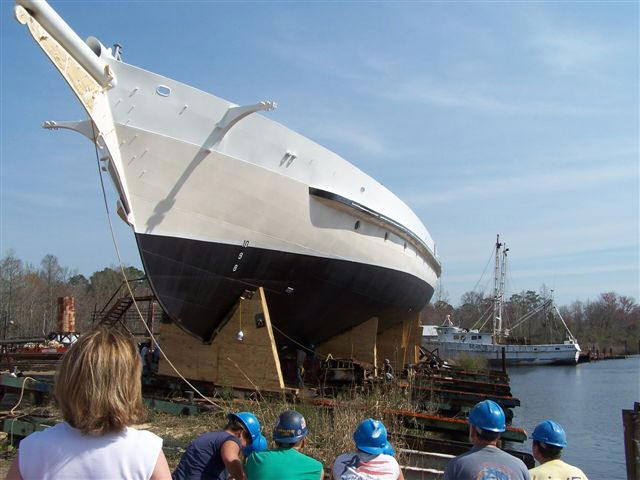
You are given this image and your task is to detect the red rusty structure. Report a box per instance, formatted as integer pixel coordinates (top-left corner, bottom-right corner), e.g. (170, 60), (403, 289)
(57, 296), (75, 333)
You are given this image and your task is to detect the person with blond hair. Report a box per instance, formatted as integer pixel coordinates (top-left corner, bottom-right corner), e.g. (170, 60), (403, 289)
(6, 328), (171, 480)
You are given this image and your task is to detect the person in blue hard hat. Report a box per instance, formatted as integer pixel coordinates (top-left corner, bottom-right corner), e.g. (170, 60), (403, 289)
(331, 418), (404, 480)
(382, 441), (395, 457)
(443, 400), (529, 480)
(245, 409), (323, 479)
(529, 420), (588, 479)
(243, 433), (268, 459)
(173, 411), (261, 480)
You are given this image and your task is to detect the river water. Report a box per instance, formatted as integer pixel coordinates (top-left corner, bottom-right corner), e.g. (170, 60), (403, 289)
(507, 355), (639, 479)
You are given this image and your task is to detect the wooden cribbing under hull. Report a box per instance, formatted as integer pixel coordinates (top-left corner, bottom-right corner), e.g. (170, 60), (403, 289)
(317, 317), (378, 367)
(377, 313), (422, 372)
(157, 287), (284, 392)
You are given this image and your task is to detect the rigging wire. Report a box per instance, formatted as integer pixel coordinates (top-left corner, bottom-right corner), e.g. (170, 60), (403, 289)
(90, 124), (222, 410)
(472, 304), (494, 332)
(470, 244), (496, 295)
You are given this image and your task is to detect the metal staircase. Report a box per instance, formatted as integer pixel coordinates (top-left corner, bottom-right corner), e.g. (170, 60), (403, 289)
(93, 278), (163, 337)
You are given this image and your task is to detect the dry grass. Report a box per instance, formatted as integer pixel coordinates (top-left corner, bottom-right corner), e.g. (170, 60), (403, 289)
(145, 384), (422, 469)
(450, 353), (489, 372)
(0, 383), (428, 472)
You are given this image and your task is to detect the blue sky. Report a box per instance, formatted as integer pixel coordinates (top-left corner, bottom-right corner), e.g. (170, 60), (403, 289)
(1, 1), (638, 306)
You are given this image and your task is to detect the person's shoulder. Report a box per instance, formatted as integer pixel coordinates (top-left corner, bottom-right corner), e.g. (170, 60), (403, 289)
(449, 447), (478, 462)
(333, 452), (357, 465)
(21, 422), (67, 446)
(560, 459), (588, 477)
(531, 460), (588, 479)
(248, 448), (278, 462)
(528, 463), (544, 479)
(294, 449), (323, 468)
(379, 453), (399, 465)
(126, 426), (162, 444)
(190, 430), (228, 446)
(499, 449), (528, 471)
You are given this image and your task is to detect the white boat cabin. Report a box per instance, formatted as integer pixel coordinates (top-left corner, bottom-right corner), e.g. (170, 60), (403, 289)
(435, 325), (493, 345)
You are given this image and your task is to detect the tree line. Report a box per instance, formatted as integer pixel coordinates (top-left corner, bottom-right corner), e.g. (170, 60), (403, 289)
(421, 286), (640, 354)
(0, 250), (146, 339)
(1, 251), (638, 353)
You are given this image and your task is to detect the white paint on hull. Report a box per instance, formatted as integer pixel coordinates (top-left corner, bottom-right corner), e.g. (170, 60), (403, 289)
(100, 55), (439, 287)
(423, 339), (580, 365)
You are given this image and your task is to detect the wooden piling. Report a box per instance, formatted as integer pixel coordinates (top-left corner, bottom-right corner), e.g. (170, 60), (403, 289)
(501, 347), (506, 373)
(622, 402), (640, 480)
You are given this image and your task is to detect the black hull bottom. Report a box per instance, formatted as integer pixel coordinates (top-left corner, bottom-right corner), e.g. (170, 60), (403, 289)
(136, 233), (434, 344)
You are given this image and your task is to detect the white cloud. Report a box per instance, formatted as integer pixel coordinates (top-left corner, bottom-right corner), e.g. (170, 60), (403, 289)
(531, 29), (615, 72)
(443, 263), (636, 285)
(310, 123), (387, 157)
(5, 190), (82, 210)
(406, 162), (637, 207)
(510, 263), (637, 280)
(264, 19), (625, 116)
(370, 75), (617, 115)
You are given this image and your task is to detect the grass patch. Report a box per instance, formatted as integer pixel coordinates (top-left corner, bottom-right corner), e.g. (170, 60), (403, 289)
(0, 384), (427, 472)
(451, 353), (489, 372)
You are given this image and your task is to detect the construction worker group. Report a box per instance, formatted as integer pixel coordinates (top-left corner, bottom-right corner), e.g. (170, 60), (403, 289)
(172, 400), (588, 480)
(173, 410), (402, 480)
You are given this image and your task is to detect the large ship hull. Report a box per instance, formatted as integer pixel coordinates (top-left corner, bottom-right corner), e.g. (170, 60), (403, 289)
(15, 1), (440, 344)
(139, 234), (433, 344)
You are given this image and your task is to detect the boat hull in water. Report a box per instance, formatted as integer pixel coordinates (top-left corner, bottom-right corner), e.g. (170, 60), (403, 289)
(423, 339), (580, 366)
(15, 0), (440, 344)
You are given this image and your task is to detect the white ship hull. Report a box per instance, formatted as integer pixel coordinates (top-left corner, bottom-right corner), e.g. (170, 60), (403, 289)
(15, 1), (440, 344)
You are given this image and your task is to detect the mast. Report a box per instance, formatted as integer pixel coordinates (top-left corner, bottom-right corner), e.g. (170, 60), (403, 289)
(492, 235), (502, 341)
(498, 243), (509, 337)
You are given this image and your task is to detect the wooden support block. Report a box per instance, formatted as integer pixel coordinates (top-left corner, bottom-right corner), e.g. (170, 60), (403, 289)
(316, 317), (378, 365)
(157, 287), (284, 392)
(377, 313), (421, 373)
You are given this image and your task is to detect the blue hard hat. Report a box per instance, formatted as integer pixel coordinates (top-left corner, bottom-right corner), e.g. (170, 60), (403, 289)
(243, 433), (268, 457)
(228, 412), (261, 443)
(468, 400), (506, 433)
(382, 441), (395, 457)
(353, 418), (388, 455)
(273, 410), (308, 444)
(532, 420), (567, 448)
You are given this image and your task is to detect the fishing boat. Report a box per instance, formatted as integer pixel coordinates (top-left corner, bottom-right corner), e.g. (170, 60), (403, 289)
(423, 236), (580, 366)
(14, 1), (440, 345)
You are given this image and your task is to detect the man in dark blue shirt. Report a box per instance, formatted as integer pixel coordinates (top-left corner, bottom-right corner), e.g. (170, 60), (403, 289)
(173, 412), (261, 480)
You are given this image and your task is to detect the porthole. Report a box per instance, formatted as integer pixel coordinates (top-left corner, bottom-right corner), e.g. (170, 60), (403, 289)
(156, 85), (171, 97)
(354, 220), (360, 230)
